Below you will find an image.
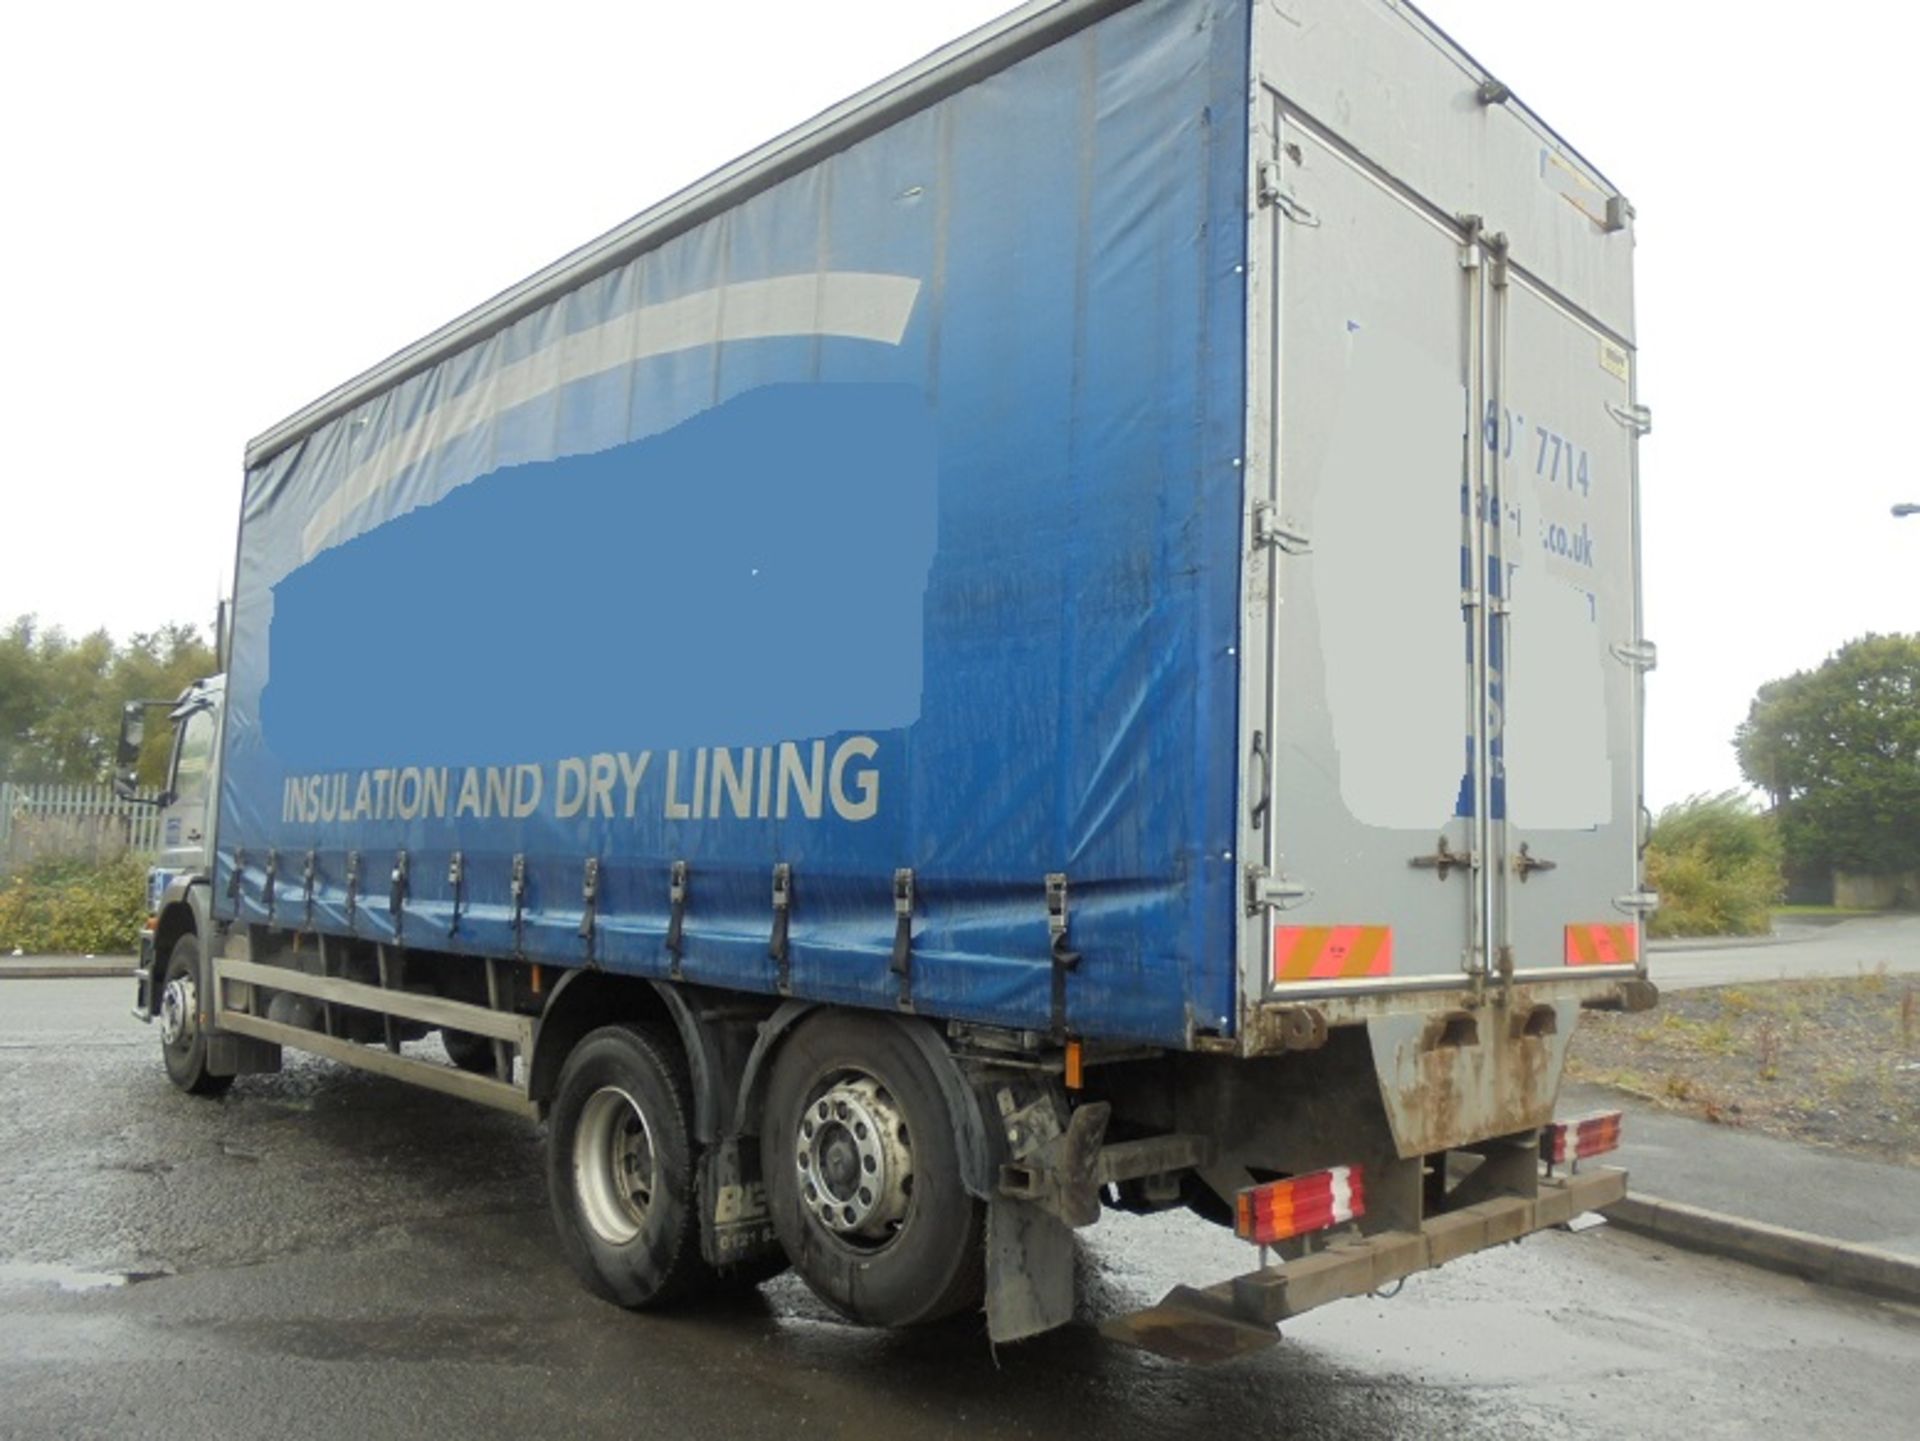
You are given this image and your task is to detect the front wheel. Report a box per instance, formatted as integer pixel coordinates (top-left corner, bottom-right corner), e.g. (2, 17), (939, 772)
(159, 934), (232, 1097)
(546, 1023), (711, 1309)
(762, 1012), (983, 1327)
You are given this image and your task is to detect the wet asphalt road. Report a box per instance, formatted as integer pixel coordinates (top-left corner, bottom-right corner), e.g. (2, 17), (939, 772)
(3, 980), (1917, 1440)
(1651, 912), (1920, 991)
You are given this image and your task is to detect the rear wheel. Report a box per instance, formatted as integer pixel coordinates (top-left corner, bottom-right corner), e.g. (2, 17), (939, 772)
(546, 1024), (710, 1308)
(159, 935), (231, 1098)
(762, 1012), (983, 1327)
(441, 1028), (497, 1075)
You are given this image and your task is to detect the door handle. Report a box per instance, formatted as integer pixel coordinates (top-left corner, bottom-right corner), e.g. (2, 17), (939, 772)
(1248, 730), (1271, 830)
(1409, 836), (1476, 880)
(1513, 843), (1557, 881)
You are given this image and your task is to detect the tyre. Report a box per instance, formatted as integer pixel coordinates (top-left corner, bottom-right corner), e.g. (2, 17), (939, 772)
(441, 1028), (497, 1075)
(761, 1012), (984, 1327)
(546, 1024), (710, 1309)
(159, 934), (232, 1098)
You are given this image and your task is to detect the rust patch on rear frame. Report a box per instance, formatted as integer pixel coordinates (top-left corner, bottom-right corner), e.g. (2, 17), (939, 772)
(1365, 988), (1577, 1157)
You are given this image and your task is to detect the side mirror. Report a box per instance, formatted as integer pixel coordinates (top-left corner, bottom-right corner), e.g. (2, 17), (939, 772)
(113, 704), (145, 800)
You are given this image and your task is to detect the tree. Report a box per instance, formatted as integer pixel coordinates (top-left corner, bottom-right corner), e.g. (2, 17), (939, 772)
(1643, 791), (1783, 937)
(1735, 633), (1920, 875)
(0, 615), (217, 786)
(0, 616), (46, 781)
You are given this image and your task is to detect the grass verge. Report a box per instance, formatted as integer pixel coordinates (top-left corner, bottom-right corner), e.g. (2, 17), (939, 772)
(1569, 973), (1920, 1167)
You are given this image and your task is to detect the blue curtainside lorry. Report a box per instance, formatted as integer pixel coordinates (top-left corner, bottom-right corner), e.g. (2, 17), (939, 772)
(124, 0), (1658, 1354)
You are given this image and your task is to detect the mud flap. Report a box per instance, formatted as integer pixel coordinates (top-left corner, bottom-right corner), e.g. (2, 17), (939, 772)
(204, 1033), (281, 1078)
(700, 1136), (782, 1269)
(985, 1195), (1075, 1343)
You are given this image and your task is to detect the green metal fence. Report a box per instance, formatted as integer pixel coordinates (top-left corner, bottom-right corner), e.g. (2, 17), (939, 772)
(0, 781), (163, 863)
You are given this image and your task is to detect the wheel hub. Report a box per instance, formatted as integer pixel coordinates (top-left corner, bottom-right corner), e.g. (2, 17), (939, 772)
(573, 1087), (656, 1246)
(160, 976), (196, 1047)
(794, 1076), (912, 1243)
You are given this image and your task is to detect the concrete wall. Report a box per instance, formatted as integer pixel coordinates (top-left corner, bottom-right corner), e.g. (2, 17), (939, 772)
(1832, 870), (1920, 911)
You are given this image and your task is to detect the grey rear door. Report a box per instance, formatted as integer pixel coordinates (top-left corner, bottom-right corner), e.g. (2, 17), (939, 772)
(1489, 273), (1646, 978)
(1256, 107), (1485, 997)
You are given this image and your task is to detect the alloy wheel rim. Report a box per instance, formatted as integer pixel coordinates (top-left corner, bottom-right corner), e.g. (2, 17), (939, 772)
(573, 1087), (657, 1245)
(160, 976), (196, 1048)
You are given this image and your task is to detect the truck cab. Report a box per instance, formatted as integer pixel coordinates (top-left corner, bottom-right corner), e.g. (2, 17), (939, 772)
(121, 677), (225, 1057)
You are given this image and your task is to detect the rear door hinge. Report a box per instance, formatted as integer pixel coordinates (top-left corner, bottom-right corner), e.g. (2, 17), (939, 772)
(1256, 159), (1283, 207)
(1252, 503), (1312, 556)
(1245, 865), (1311, 915)
(1605, 400), (1653, 436)
(1274, 192), (1318, 226)
(1611, 638), (1658, 671)
(1257, 162), (1318, 225)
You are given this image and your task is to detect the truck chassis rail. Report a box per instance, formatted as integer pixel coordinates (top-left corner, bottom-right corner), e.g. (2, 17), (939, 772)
(212, 954), (537, 1117)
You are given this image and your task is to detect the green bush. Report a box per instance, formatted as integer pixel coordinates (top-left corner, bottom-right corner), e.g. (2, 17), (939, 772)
(0, 854), (147, 955)
(1644, 791), (1784, 938)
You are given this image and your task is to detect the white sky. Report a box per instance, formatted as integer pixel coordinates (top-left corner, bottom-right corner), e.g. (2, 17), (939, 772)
(1, 1), (1914, 807)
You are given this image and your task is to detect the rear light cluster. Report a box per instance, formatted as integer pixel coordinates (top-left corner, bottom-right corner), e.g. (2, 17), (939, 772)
(1541, 1111), (1622, 1167)
(1229, 1115), (1621, 1256)
(1234, 1165), (1365, 1247)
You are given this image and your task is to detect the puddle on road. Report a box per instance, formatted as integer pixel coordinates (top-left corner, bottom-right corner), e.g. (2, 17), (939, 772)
(0, 1261), (171, 1293)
